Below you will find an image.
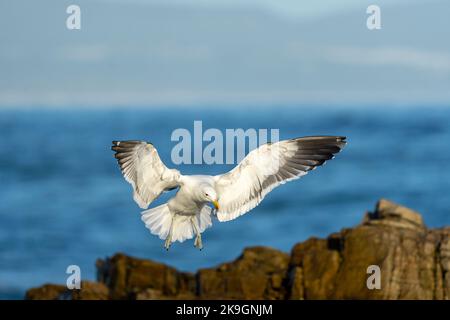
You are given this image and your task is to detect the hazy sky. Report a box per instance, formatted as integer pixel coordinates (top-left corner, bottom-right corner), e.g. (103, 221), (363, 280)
(0, 0), (449, 107)
(97, 0), (420, 18)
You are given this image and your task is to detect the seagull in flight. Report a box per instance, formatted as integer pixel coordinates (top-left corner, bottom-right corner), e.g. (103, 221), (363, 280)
(112, 136), (346, 250)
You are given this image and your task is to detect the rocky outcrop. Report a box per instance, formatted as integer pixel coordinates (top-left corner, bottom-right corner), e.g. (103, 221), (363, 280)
(25, 282), (109, 300)
(25, 284), (67, 300)
(288, 199), (450, 299)
(25, 199), (450, 300)
(96, 254), (197, 299)
(197, 246), (290, 299)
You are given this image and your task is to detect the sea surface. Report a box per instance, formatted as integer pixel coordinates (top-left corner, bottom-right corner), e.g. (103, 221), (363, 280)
(1, 106), (449, 299)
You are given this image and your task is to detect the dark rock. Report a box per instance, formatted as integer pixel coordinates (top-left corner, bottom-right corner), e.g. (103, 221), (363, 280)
(25, 284), (66, 300)
(59, 281), (109, 300)
(96, 253), (196, 299)
(25, 199), (450, 300)
(287, 199), (450, 299)
(25, 281), (110, 300)
(197, 246), (290, 299)
(363, 198), (425, 230)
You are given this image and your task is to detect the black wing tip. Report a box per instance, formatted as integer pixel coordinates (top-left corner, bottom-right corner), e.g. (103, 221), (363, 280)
(112, 140), (141, 144)
(111, 140), (155, 160)
(294, 135), (346, 141)
(111, 140), (152, 146)
(294, 136), (347, 148)
(111, 140), (148, 150)
(335, 136), (347, 149)
(337, 136), (347, 143)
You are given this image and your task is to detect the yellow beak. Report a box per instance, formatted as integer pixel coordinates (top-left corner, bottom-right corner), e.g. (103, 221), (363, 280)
(212, 200), (219, 210)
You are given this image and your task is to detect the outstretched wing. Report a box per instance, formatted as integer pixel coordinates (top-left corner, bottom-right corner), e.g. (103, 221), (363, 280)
(214, 136), (346, 222)
(112, 140), (181, 209)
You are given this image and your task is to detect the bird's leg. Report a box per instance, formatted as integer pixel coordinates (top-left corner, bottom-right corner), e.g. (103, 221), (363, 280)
(164, 234), (172, 251)
(164, 215), (174, 251)
(191, 217), (203, 250)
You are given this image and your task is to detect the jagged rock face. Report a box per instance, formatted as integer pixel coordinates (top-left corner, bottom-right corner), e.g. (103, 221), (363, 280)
(197, 246), (290, 299)
(63, 281), (110, 300)
(25, 199), (450, 300)
(25, 284), (67, 300)
(93, 247), (289, 299)
(287, 199), (450, 299)
(96, 253), (197, 299)
(25, 282), (109, 300)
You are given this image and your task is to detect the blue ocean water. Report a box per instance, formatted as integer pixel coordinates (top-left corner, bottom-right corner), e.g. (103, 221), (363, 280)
(0, 106), (449, 299)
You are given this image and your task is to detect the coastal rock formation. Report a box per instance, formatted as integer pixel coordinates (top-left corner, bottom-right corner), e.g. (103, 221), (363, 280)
(96, 253), (196, 299)
(25, 199), (450, 300)
(197, 246), (290, 299)
(25, 284), (67, 300)
(288, 199), (450, 299)
(25, 281), (109, 300)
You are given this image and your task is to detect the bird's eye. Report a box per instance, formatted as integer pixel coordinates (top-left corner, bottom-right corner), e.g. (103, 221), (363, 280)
(205, 193), (209, 196)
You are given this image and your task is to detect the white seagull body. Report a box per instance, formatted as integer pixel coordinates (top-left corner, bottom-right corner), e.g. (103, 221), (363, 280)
(112, 136), (346, 250)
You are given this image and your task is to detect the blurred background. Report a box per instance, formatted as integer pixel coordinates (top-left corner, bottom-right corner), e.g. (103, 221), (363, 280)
(1, 0), (449, 299)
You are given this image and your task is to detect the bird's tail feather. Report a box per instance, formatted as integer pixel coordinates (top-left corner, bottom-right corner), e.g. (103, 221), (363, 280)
(141, 204), (212, 243)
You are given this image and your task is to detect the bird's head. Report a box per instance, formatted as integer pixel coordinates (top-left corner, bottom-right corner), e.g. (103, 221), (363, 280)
(201, 185), (219, 210)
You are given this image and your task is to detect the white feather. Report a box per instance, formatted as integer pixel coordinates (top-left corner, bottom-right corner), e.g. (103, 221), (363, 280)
(214, 137), (346, 221)
(113, 137), (345, 246)
(141, 204), (212, 243)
